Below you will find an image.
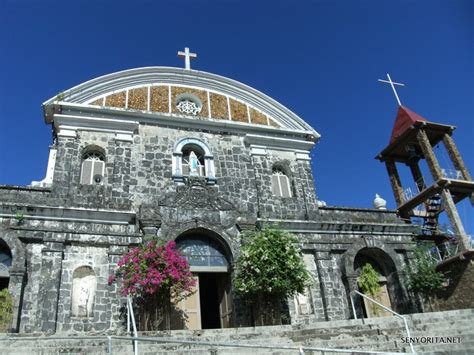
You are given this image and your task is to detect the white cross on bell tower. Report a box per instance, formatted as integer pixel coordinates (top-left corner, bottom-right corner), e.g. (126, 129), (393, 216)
(177, 47), (197, 70)
(378, 73), (405, 106)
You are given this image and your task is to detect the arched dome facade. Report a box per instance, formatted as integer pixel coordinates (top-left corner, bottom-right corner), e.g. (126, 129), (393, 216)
(43, 67), (320, 139)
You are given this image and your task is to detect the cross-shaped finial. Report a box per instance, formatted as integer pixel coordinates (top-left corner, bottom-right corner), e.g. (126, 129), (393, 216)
(177, 47), (197, 70)
(378, 73), (405, 106)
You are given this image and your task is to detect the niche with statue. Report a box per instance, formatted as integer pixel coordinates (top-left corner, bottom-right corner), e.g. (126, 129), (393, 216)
(71, 266), (96, 318)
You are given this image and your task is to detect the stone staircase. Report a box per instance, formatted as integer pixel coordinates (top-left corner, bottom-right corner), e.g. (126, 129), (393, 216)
(0, 309), (472, 354)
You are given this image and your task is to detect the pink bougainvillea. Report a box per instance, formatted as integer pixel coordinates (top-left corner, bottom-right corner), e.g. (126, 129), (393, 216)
(109, 240), (196, 301)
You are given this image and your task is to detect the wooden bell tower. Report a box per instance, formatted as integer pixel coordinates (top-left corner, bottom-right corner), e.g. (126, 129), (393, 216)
(376, 105), (474, 252)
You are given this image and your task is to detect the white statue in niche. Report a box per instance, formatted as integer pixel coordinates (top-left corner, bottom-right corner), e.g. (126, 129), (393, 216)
(188, 151), (200, 176)
(71, 266), (96, 318)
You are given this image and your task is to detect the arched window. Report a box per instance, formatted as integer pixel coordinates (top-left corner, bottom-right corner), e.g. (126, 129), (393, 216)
(172, 138), (216, 184)
(71, 266), (96, 318)
(176, 232), (231, 272)
(272, 168), (292, 197)
(0, 240), (12, 291)
(80, 150), (105, 185)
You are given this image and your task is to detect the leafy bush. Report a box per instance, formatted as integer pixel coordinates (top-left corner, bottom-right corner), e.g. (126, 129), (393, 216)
(234, 226), (310, 325)
(405, 247), (445, 310)
(0, 289), (13, 333)
(358, 264), (381, 297)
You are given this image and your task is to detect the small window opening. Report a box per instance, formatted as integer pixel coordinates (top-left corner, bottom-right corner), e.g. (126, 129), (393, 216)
(272, 168), (292, 197)
(81, 151), (105, 185)
(176, 93), (202, 116)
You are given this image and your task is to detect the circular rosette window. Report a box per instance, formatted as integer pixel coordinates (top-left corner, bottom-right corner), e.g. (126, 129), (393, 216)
(176, 93), (203, 116)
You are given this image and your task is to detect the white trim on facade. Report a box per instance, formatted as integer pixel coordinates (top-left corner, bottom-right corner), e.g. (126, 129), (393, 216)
(51, 103), (315, 148)
(31, 145), (58, 187)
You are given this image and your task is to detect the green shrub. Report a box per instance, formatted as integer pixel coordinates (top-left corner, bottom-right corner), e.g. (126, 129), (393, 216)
(405, 247), (445, 310)
(0, 289), (13, 333)
(234, 226), (310, 325)
(358, 264), (382, 316)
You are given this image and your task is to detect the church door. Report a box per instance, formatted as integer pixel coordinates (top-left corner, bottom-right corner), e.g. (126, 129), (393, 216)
(175, 231), (234, 330)
(176, 272), (232, 330)
(176, 274), (201, 330)
(363, 281), (392, 318)
(217, 274), (233, 328)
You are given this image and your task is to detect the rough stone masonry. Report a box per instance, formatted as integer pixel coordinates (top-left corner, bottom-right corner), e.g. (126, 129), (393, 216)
(0, 66), (418, 333)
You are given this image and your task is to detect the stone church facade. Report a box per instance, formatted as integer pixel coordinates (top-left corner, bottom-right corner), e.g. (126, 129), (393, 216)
(0, 65), (417, 333)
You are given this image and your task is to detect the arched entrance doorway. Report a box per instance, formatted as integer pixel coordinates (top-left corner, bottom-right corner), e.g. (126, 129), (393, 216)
(175, 229), (233, 330)
(0, 240), (12, 291)
(354, 248), (398, 318)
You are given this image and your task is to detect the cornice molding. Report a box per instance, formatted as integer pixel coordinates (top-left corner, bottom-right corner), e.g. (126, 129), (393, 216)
(49, 103), (317, 148)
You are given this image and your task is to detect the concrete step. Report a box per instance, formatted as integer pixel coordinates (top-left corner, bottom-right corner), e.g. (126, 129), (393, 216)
(0, 309), (472, 354)
(414, 340), (474, 354)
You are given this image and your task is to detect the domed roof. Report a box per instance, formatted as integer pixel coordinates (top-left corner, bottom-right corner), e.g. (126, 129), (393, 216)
(43, 67), (319, 138)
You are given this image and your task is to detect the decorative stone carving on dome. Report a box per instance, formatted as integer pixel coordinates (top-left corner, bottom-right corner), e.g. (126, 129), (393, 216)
(177, 99), (201, 116)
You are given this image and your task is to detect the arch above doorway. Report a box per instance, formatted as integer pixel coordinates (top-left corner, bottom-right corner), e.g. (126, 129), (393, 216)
(175, 228), (233, 272)
(353, 247), (397, 277)
(342, 244), (408, 318)
(173, 228), (234, 330)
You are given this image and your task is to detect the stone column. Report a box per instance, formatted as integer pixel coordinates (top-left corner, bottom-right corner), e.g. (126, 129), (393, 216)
(346, 274), (364, 318)
(171, 152), (185, 184)
(8, 268), (26, 332)
(443, 134), (474, 204)
(37, 242), (64, 333)
(314, 251), (348, 321)
(416, 129), (443, 181)
(313, 251), (330, 321)
(440, 189), (470, 251)
(296, 159), (318, 220)
(107, 246), (127, 331)
(385, 160), (404, 206)
(443, 134), (472, 181)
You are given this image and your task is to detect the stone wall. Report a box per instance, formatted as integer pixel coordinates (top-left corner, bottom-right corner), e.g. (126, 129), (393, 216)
(0, 205), (417, 333)
(42, 125), (316, 222)
(432, 254), (474, 311)
(0, 215), (139, 333)
(0, 117), (418, 334)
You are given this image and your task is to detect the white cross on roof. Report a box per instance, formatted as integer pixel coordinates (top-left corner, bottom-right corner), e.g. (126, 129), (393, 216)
(177, 47), (197, 70)
(378, 73), (405, 106)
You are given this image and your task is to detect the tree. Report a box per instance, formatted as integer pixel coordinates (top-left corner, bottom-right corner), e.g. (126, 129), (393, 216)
(234, 226), (310, 325)
(109, 240), (196, 330)
(404, 247), (445, 311)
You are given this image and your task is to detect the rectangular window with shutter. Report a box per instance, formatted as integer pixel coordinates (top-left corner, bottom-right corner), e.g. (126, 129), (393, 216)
(80, 160), (93, 184)
(272, 172), (292, 198)
(279, 175), (292, 197)
(81, 160), (105, 184)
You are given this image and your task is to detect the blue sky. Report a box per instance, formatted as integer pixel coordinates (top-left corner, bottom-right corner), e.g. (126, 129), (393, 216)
(0, 0), (472, 234)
